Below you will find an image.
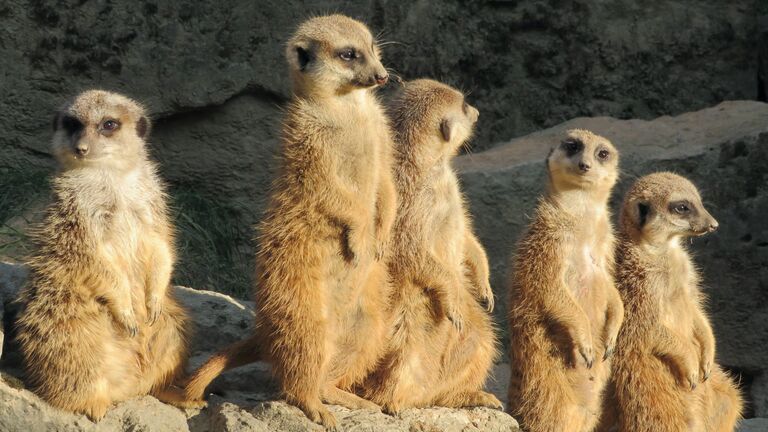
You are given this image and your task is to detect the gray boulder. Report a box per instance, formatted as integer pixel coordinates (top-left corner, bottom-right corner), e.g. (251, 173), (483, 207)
(0, 262), (518, 431)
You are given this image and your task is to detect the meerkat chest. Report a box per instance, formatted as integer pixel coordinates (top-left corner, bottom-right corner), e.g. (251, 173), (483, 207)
(333, 102), (387, 187)
(98, 173), (157, 264)
(565, 227), (611, 302)
(658, 248), (698, 336)
(423, 171), (464, 260)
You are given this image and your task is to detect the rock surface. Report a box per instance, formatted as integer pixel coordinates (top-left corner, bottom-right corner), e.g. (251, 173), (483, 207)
(0, 0), (758, 214)
(455, 100), (768, 416)
(0, 262), (518, 432)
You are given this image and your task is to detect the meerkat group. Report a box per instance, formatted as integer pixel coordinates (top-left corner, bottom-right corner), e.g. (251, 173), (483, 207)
(13, 13), (743, 432)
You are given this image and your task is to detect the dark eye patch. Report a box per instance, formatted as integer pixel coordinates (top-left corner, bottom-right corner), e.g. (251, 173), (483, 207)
(668, 200), (697, 217)
(560, 138), (583, 157)
(61, 115), (83, 135)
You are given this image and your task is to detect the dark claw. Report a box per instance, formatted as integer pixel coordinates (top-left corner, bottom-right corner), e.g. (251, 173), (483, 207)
(603, 347), (614, 361)
(447, 314), (463, 332)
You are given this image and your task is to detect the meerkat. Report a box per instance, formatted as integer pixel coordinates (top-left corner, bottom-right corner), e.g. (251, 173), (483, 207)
(179, 15), (397, 428)
(14, 90), (188, 420)
(506, 129), (624, 432)
(359, 79), (500, 414)
(601, 172), (742, 432)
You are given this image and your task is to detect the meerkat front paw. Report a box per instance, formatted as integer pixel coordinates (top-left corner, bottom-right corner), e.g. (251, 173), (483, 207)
(479, 280), (495, 312)
(342, 225), (364, 266)
(677, 354), (700, 390)
(374, 237), (389, 261)
(687, 371), (700, 391)
(603, 335), (617, 361)
(574, 335), (595, 369)
(113, 308), (139, 337)
(700, 350), (714, 382)
(146, 294), (163, 325)
(446, 304), (465, 332)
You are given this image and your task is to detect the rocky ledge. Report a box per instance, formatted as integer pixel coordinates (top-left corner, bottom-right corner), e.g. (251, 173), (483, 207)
(0, 262), (518, 432)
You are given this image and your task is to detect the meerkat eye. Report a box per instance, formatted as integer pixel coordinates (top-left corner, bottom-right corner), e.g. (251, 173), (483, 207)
(462, 102), (469, 114)
(597, 149), (610, 160)
(339, 49), (356, 61)
(673, 203), (690, 214)
(102, 119), (119, 131)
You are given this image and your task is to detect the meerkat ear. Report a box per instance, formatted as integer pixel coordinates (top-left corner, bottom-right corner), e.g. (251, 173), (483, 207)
(136, 116), (150, 139)
(295, 44), (312, 72)
(637, 201), (651, 227)
(440, 118), (454, 142)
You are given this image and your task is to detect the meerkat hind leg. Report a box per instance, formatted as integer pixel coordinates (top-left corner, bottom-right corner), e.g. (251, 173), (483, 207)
(323, 385), (381, 411)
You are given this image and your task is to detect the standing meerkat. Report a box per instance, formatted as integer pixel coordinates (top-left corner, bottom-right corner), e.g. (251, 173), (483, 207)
(180, 14), (397, 428)
(602, 172), (742, 432)
(507, 130), (624, 432)
(360, 79), (501, 414)
(15, 90), (189, 420)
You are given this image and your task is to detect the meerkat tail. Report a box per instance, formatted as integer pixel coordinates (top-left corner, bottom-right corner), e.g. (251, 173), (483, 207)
(183, 334), (262, 402)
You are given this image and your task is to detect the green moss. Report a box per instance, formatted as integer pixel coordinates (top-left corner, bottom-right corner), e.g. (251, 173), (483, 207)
(169, 184), (253, 299)
(0, 167), (49, 259)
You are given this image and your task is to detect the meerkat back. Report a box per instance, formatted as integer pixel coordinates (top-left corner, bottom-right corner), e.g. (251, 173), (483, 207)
(506, 130), (624, 432)
(16, 90), (188, 420)
(607, 172), (742, 432)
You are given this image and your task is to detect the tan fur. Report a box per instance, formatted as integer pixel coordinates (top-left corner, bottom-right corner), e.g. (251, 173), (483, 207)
(360, 79), (500, 414)
(15, 90), (189, 420)
(507, 130), (624, 432)
(602, 172), (742, 432)
(179, 15), (396, 428)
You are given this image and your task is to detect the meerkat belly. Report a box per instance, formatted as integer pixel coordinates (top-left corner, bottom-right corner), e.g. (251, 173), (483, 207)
(566, 243), (609, 325)
(102, 204), (154, 309)
(425, 173), (465, 265)
(659, 286), (697, 341)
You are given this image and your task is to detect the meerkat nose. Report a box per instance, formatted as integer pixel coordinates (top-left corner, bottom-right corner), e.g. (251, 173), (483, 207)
(578, 162), (591, 172)
(708, 219), (719, 232)
(375, 73), (389, 85)
(75, 144), (89, 156)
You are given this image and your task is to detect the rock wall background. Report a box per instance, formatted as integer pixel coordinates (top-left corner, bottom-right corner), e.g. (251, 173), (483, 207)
(0, 0), (766, 423)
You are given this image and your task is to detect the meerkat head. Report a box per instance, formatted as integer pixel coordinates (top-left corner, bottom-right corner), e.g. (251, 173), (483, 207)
(389, 79), (479, 161)
(286, 14), (389, 97)
(546, 129), (618, 195)
(51, 90), (150, 171)
(620, 172), (718, 244)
